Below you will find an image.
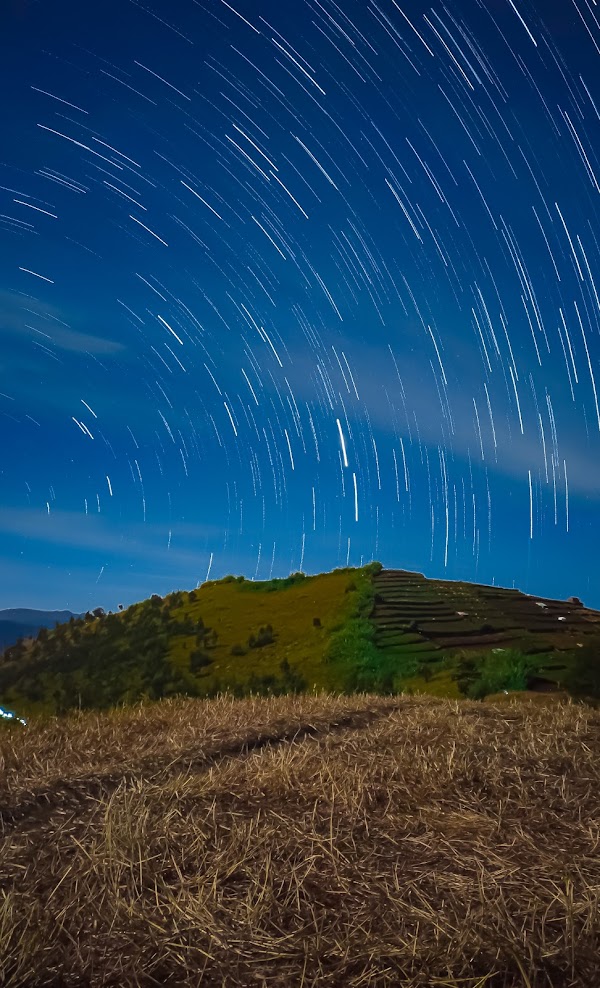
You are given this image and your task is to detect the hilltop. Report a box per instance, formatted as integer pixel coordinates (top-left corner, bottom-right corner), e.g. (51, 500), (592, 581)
(1, 691), (598, 986)
(0, 563), (599, 722)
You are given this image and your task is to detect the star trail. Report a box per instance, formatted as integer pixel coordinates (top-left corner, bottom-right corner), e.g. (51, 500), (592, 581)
(1, 0), (599, 611)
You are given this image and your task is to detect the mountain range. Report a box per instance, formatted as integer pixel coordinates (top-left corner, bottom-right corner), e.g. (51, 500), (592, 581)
(0, 609), (83, 650)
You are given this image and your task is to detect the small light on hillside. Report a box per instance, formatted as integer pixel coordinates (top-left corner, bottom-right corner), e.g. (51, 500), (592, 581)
(0, 705), (27, 726)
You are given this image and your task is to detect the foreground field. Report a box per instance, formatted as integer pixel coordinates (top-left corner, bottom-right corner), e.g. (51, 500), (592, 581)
(1, 692), (599, 987)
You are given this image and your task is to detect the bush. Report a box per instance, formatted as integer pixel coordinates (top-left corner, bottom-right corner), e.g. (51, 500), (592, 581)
(454, 649), (538, 700)
(230, 643), (247, 656)
(279, 658), (307, 694)
(248, 626), (275, 648)
(567, 641), (600, 698)
(239, 572), (309, 593)
(189, 650), (213, 673)
(419, 664), (434, 683)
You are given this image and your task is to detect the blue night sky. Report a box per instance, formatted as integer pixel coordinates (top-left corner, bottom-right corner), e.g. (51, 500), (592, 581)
(1, 0), (599, 612)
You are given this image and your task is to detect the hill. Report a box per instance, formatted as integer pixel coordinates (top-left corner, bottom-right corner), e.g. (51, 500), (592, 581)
(1, 690), (598, 986)
(369, 569), (600, 702)
(0, 564), (599, 721)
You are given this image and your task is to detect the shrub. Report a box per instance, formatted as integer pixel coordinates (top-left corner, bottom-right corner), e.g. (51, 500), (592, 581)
(230, 644), (247, 656)
(419, 664), (434, 683)
(189, 650), (213, 673)
(248, 626), (275, 649)
(567, 641), (600, 698)
(279, 658), (307, 694)
(454, 649), (537, 700)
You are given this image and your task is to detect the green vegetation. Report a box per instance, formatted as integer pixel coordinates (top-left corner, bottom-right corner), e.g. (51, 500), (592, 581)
(370, 568), (600, 704)
(566, 641), (600, 700)
(248, 624), (275, 649)
(1, 561), (599, 721)
(452, 649), (539, 699)
(324, 563), (406, 695)
(0, 566), (380, 719)
(213, 571), (310, 592)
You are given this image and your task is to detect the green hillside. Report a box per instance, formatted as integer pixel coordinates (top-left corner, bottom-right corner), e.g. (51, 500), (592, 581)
(371, 569), (600, 703)
(0, 565), (379, 720)
(1, 563), (599, 722)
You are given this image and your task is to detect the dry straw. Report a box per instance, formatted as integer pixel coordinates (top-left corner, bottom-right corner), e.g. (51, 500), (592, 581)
(1, 691), (599, 986)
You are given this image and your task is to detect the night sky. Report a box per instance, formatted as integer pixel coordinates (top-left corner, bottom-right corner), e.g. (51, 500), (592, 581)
(1, 0), (599, 613)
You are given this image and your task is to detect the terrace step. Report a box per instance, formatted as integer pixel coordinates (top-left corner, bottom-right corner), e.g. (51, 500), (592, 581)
(433, 633), (515, 648)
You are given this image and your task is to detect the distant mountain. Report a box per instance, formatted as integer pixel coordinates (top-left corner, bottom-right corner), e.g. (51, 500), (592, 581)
(0, 609), (83, 650)
(0, 608), (81, 625)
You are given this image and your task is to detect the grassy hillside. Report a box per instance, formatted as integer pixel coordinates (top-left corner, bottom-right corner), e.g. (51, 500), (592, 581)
(371, 569), (600, 704)
(1, 691), (598, 986)
(0, 565), (379, 719)
(1, 562), (599, 722)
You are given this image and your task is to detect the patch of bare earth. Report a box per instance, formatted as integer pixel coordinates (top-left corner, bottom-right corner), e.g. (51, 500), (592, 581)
(1, 692), (599, 987)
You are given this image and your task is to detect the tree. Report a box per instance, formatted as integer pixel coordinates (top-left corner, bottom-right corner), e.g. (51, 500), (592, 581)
(568, 642), (600, 699)
(204, 629), (218, 649)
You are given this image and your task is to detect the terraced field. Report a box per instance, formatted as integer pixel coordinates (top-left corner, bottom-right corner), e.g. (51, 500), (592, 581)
(372, 569), (600, 695)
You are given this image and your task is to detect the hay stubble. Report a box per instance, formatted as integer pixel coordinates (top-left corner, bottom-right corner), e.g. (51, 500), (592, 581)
(1, 692), (599, 986)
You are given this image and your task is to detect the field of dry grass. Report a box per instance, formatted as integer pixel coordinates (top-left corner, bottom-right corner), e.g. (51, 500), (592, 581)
(1, 691), (599, 987)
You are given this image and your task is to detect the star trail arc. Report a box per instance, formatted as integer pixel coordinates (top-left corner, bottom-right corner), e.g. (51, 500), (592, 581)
(1, 0), (599, 610)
